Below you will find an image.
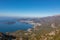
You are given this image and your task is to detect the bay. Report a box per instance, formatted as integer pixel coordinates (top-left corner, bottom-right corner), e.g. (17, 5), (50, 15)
(0, 20), (33, 33)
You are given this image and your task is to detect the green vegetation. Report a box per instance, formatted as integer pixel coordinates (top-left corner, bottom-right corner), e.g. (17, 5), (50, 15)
(10, 26), (60, 40)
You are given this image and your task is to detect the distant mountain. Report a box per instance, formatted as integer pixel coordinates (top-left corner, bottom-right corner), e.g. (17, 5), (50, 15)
(18, 15), (60, 29)
(27, 15), (60, 29)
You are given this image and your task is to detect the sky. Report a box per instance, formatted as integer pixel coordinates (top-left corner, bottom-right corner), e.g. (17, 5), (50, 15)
(0, 0), (60, 17)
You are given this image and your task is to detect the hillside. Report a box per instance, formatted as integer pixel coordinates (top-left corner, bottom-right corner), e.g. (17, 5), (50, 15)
(14, 15), (60, 40)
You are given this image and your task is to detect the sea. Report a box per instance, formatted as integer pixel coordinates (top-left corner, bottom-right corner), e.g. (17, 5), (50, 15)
(0, 18), (33, 33)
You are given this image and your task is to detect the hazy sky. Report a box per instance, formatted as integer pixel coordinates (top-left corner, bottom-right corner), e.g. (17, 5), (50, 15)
(0, 0), (60, 17)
